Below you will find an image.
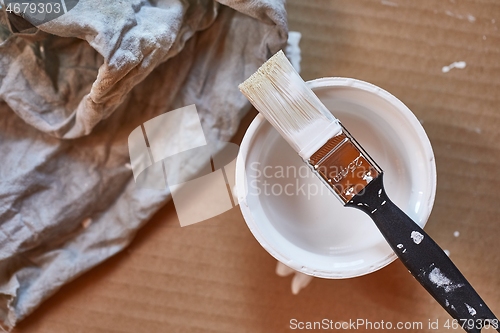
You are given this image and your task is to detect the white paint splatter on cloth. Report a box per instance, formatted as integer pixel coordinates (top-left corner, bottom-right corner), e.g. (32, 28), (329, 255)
(411, 231), (424, 244)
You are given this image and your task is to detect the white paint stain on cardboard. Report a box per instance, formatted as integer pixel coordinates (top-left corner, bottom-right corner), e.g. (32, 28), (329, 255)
(381, 0), (398, 7)
(445, 10), (476, 23)
(442, 61), (466, 73)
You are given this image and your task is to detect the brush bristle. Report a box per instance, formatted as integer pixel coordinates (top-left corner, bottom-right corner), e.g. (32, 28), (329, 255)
(239, 50), (342, 159)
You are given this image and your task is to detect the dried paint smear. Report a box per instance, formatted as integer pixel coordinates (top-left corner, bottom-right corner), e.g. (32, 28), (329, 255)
(429, 267), (464, 293)
(442, 61), (466, 73)
(445, 10), (476, 23)
(411, 231), (424, 244)
(381, 0), (398, 7)
(465, 303), (477, 316)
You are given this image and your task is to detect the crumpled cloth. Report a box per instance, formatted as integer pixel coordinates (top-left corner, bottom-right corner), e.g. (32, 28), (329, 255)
(0, 0), (287, 329)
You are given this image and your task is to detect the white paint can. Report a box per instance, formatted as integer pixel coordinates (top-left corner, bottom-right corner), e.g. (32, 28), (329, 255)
(235, 77), (437, 279)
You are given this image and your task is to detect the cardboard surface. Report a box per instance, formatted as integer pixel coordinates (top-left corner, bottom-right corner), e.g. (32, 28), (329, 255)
(13, 1), (500, 332)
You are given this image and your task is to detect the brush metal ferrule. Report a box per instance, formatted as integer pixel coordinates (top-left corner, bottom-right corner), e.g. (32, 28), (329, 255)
(307, 125), (382, 205)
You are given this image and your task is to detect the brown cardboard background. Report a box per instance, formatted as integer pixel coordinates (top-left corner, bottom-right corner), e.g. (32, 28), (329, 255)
(12, 0), (500, 332)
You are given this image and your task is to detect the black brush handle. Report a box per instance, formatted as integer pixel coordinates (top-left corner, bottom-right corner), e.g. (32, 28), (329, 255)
(346, 173), (499, 333)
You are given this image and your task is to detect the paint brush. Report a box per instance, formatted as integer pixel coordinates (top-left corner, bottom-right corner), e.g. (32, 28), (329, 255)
(239, 50), (499, 333)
